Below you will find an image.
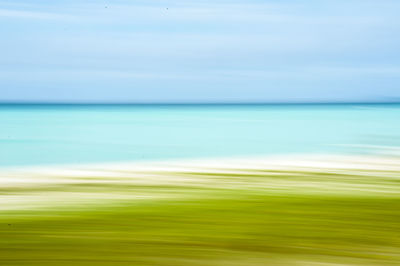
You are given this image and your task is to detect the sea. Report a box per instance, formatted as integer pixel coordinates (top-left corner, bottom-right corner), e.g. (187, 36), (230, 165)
(1, 103), (399, 167)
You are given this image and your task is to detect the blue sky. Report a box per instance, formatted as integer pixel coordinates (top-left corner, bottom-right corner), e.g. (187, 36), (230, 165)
(0, 0), (400, 102)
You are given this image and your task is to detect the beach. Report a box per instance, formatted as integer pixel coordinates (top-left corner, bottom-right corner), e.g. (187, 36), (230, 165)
(1, 155), (400, 265)
(1, 154), (400, 210)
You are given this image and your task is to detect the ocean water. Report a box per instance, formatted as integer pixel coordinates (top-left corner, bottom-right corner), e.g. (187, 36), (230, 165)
(0, 104), (399, 167)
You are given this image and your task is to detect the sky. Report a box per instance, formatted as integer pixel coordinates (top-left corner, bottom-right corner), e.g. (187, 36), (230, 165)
(0, 0), (400, 103)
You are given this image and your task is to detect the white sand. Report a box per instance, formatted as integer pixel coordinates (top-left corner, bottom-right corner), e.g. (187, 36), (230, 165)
(1, 154), (399, 210)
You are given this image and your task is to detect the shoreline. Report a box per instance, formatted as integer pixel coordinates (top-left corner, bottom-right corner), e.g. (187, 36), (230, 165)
(2, 153), (400, 176)
(1, 153), (400, 211)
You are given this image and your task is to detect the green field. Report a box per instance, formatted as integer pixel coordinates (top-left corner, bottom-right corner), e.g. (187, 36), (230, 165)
(1, 167), (400, 265)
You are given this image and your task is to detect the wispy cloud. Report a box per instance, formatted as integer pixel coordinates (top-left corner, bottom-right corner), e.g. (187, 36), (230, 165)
(2, 65), (400, 82)
(0, 1), (394, 26)
(0, 8), (75, 20)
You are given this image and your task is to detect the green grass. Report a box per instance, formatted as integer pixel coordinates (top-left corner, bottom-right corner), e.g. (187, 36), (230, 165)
(1, 170), (400, 265)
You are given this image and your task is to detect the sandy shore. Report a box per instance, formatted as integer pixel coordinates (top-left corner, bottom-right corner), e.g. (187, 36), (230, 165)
(1, 154), (400, 210)
(2, 154), (400, 265)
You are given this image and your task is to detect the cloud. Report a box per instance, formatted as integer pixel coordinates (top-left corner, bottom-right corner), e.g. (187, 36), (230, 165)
(2, 65), (400, 82)
(0, 1), (395, 26)
(0, 8), (75, 20)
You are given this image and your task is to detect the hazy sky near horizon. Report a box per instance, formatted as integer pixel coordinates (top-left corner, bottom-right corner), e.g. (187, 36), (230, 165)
(1, 0), (400, 102)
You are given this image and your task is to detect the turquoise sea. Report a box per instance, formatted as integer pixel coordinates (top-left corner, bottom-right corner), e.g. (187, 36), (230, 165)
(1, 104), (399, 167)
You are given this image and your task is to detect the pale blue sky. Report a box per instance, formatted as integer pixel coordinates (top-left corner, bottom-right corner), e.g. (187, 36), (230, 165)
(0, 0), (400, 102)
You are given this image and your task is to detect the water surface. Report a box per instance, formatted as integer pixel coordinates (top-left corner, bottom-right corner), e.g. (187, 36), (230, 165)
(1, 104), (399, 167)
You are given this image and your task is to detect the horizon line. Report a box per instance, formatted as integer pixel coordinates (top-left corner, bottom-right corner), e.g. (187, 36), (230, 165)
(0, 101), (400, 105)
